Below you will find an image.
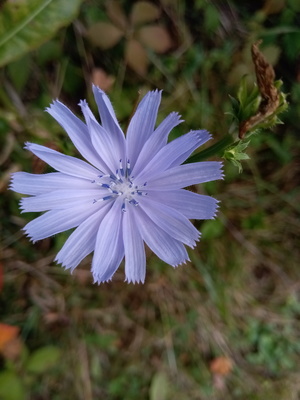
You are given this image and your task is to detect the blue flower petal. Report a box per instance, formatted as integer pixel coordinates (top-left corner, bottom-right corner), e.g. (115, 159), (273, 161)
(126, 90), (162, 168)
(10, 172), (95, 195)
(123, 204), (146, 283)
(139, 196), (200, 248)
(56, 203), (112, 272)
(24, 203), (103, 243)
(20, 188), (106, 212)
(46, 101), (107, 171)
(135, 206), (190, 267)
(92, 85), (126, 157)
(136, 130), (211, 181)
(92, 197), (124, 283)
(167, 130), (212, 168)
(132, 112), (182, 176)
(79, 100), (123, 174)
(150, 189), (219, 220)
(25, 143), (100, 179)
(143, 161), (223, 190)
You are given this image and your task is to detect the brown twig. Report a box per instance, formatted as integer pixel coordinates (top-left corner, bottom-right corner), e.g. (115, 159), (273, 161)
(239, 41), (280, 139)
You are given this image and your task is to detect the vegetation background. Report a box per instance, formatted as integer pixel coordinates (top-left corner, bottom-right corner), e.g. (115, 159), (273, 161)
(0, 0), (300, 399)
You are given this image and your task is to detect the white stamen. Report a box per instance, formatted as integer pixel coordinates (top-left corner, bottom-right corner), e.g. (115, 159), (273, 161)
(91, 164), (147, 208)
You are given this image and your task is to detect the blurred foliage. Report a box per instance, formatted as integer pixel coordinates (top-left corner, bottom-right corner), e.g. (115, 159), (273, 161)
(0, 0), (300, 399)
(86, 1), (173, 75)
(0, 0), (82, 68)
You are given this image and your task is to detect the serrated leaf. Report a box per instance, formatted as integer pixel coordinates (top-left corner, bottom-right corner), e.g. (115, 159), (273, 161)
(125, 38), (148, 75)
(224, 140), (250, 172)
(86, 22), (124, 49)
(130, 1), (161, 26)
(26, 345), (61, 374)
(0, 0), (82, 68)
(138, 25), (173, 53)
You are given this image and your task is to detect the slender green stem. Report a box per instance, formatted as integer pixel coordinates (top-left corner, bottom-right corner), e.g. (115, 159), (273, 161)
(185, 134), (236, 163)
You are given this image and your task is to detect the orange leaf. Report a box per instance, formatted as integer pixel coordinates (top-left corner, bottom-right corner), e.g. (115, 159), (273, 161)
(125, 39), (148, 76)
(210, 356), (233, 376)
(86, 22), (124, 50)
(0, 324), (20, 351)
(130, 1), (161, 26)
(138, 25), (173, 53)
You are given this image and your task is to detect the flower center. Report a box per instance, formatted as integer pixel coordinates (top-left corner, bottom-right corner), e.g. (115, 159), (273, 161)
(92, 159), (147, 211)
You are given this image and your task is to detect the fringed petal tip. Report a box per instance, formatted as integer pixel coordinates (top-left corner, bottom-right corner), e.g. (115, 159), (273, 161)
(8, 173), (17, 191)
(205, 197), (221, 220)
(124, 277), (145, 284)
(92, 275), (113, 285)
(210, 161), (224, 182)
(78, 99), (88, 108)
(24, 142), (41, 153)
(187, 232), (201, 249)
(194, 129), (213, 141)
(189, 234), (201, 249)
(92, 84), (103, 94)
(219, 162), (225, 179)
(45, 99), (60, 112)
(92, 274), (146, 285)
(22, 229), (37, 244)
(172, 257), (191, 268)
(92, 274), (102, 285)
(169, 111), (184, 124)
(19, 200), (26, 214)
(145, 88), (162, 96)
(54, 257), (76, 273)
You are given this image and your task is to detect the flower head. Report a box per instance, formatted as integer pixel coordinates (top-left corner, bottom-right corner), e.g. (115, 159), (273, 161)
(11, 86), (223, 283)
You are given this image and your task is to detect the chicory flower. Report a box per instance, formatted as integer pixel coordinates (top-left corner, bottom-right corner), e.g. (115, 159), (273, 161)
(11, 86), (223, 283)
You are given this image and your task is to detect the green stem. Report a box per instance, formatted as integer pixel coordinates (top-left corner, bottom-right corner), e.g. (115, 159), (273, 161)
(185, 134), (236, 163)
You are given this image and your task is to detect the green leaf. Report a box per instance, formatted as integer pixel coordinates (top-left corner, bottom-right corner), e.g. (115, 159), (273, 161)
(0, 371), (26, 400)
(0, 0), (82, 68)
(26, 345), (61, 374)
(224, 140), (251, 172)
